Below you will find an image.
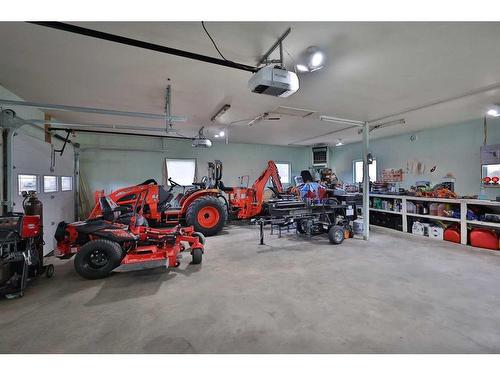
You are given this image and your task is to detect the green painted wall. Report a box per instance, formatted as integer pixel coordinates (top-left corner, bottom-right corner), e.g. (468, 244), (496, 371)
(76, 133), (310, 199)
(331, 118), (500, 198)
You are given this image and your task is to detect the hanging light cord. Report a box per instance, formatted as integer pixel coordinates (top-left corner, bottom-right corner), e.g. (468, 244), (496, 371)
(202, 21), (231, 62)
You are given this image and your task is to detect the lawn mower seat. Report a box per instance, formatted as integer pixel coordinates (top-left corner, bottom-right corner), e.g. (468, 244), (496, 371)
(100, 197), (122, 222)
(300, 170), (315, 183)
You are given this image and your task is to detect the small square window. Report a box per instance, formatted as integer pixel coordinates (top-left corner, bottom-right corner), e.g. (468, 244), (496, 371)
(18, 174), (38, 195)
(275, 162), (291, 184)
(166, 159), (196, 186)
(43, 175), (58, 193)
(61, 176), (73, 191)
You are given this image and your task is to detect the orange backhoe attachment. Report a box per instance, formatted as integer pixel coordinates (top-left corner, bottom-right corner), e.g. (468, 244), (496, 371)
(227, 160), (284, 219)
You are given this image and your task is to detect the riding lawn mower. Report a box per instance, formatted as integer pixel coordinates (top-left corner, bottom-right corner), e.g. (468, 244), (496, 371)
(56, 192), (205, 279)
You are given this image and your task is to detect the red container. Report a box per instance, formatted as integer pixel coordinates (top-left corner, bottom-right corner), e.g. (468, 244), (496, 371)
(444, 227), (461, 243)
(21, 215), (41, 238)
(470, 228), (498, 250)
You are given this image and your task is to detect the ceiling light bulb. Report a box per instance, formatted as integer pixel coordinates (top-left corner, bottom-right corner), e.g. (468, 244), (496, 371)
(311, 52), (324, 67)
(219, 130), (225, 137)
(487, 108), (500, 117)
(335, 140), (343, 147)
(214, 134), (219, 138)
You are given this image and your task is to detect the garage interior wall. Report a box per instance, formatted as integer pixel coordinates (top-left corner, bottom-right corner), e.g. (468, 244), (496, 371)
(0, 84), (75, 254)
(76, 133), (310, 203)
(332, 117), (500, 199)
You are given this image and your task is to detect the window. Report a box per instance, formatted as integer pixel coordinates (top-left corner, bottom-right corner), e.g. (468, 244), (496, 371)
(353, 159), (377, 183)
(275, 162), (291, 184)
(166, 159), (196, 186)
(43, 175), (58, 193)
(18, 174), (38, 195)
(61, 176), (73, 191)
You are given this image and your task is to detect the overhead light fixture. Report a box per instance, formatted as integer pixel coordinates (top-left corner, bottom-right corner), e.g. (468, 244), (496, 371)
(295, 46), (326, 73)
(320, 115), (365, 127)
(211, 104), (231, 122)
(219, 130), (225, 137)
(487, 105), (500, 117)
(335, 139), (343, 147)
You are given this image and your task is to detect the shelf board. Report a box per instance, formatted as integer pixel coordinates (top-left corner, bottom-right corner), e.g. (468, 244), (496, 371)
(406, 213), (461, 222)
(369, 208), (402, 215)
(466, 220), (500, 228)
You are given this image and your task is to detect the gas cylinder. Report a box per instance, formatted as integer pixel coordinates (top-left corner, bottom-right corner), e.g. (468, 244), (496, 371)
(22, 190), (44, 271)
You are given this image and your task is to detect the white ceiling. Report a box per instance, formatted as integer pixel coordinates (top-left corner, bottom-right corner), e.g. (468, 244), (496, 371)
(1, 22), (500, 146)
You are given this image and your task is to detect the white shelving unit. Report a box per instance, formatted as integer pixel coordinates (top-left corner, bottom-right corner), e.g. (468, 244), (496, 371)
(370, 194), (500, 245)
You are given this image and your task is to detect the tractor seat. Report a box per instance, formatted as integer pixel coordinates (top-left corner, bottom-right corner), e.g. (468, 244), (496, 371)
(157, 185), (174, 212)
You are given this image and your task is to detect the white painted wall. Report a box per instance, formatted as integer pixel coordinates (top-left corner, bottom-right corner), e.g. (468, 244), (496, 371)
(75, 133), (310, 205)
(331, 117), (500, 199)
(1, 84), (75, 255)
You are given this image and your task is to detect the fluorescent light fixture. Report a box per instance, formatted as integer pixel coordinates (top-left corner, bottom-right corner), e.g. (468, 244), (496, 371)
(296, 64), (308, 72)
(214, 134), (220, 138)
(320, 115), (365, 127)
(295, 46), (325, 73)
(211, 104), (231, 122)
(487, 106), (500, 117)
(335, 139), (343, 147)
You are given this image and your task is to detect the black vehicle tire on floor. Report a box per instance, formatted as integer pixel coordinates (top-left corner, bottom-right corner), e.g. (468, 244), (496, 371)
(191, 248), (203, 265)
(45, 264), (55, 278)
(296, 219), (307, 234)
(74, 239), (124, 279)
(185, 196), (227, 237)
(328, 225), (345, 245)
(192, 231), (206, 245)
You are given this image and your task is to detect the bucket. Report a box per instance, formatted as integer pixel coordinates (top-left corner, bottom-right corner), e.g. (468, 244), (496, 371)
(353, 219), (364, 234)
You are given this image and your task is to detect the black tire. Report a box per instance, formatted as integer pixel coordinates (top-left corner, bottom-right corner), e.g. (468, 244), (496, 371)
(191, 248), (203, 265)
(192, 232), (206, 245)
(296, 219), (307, 234)
(328, 225), (345, 245)
(45, 264), (55, 278)
(185, 196), (227, 236)
(74, 239), (124, 279)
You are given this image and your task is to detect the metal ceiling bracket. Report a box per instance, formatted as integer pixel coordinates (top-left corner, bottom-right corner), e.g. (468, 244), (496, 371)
(257, 28), (292, 67)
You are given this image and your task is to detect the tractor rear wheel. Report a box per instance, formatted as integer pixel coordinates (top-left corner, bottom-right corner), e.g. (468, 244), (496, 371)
(74, 239), (124, 279)
(185, 196), (227, 236)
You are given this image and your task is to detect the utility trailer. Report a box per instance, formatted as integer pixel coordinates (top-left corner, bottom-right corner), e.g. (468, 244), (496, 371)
(255, 197), (356, 245)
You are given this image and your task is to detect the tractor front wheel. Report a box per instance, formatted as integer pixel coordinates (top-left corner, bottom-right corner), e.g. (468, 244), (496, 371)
(74, 239), (124, 279)
(186, 196), (227, 236)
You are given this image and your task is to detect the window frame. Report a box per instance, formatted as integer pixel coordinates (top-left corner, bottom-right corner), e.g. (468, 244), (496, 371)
(274, 161), (291, 184)
(17, 174), (39, 195)
(43, 175), (59, 193)
(61, 176), (73, 192)
(165, 158), (197, 186)
(353, 159), (377, 183)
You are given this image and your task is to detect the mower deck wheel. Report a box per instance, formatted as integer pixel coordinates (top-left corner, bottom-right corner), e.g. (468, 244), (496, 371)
(45, 264), (55, 278)
(74, 239), (124, 279)
(328, 225), (345, 245)
(191, 248), (203, 265)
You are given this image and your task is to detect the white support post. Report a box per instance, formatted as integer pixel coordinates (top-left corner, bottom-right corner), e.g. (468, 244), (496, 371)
(362, 122), (370, 240)
(460, 201), (467, 245)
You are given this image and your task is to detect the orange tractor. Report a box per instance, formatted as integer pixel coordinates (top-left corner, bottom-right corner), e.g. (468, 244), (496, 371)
(88, 160), (286, 236)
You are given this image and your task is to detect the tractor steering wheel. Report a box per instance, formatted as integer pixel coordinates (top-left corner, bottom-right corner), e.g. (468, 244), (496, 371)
(168, 178), (181, 189)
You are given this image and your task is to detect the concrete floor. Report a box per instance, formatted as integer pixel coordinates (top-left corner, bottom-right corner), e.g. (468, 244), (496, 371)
(1, 224), (500, 353)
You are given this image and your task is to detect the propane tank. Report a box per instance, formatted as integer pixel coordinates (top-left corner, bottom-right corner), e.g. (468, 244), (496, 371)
(22, 190), (44, 271)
